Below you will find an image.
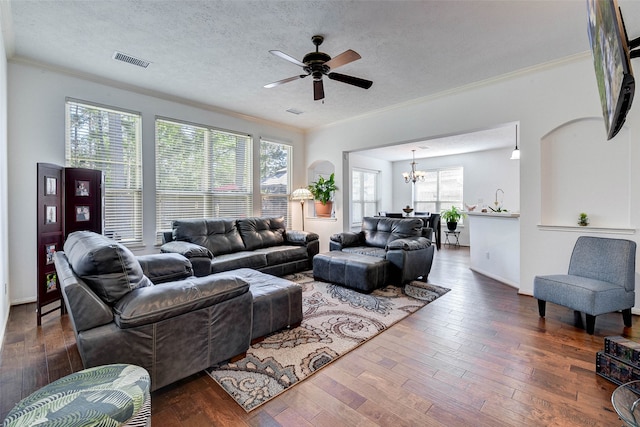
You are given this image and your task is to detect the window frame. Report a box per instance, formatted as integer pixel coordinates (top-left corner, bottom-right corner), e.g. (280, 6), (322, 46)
(259, 138), (292, 227)
(155, 117), (253, 242)
(351, 167), (380, 227)
(414, 166), (464, 223)
(65, 98), (144, 246)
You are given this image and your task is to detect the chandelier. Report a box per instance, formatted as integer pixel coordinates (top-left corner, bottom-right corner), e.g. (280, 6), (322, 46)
(402, 150), (426, 183)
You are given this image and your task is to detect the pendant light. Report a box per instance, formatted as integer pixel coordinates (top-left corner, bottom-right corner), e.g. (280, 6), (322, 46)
(510, 124), (520, 160)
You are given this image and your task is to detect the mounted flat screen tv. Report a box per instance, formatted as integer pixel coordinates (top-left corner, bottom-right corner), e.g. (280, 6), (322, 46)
(587, 0), (635, 140)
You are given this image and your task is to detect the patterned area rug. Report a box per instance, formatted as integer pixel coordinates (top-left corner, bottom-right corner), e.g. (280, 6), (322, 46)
(206, 271), (450, 412)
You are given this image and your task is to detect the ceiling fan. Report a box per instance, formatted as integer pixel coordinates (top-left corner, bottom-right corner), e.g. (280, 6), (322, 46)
(264, 35), (373, 101)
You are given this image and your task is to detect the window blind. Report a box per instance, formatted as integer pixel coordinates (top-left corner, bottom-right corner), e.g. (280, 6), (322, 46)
(260, 139), (292, 227)
(156, 118), (252, 241)
(65, 99), (143, 245)
(352, 168), (379, 225)
(414, 167), (464, 220)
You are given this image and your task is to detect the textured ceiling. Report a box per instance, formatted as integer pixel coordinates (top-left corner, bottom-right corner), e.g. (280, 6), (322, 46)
(5, 0), (640, 156)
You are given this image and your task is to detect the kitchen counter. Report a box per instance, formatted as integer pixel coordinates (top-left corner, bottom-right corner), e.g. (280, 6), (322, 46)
(467, 211), (520, 218)
(467, 211), (520, 288)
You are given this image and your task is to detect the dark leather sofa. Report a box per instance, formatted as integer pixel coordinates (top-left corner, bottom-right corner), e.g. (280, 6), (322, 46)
(54, 231), (253, 391)
(160, 216), (319, 277)
(329, 216), (435, 284)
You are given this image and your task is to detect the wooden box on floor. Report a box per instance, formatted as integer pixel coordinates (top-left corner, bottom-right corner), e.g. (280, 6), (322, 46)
(596, 336), (640, 386)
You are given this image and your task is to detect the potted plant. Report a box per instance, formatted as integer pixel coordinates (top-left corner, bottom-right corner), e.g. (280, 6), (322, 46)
(441, 206), (466, 231)
(578, 212), (589, 226)
(308, 173), (338, 218)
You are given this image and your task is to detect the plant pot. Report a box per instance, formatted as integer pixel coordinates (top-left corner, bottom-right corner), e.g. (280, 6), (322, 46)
(315, 201), (333, 218)
(447, 221), (458, 231)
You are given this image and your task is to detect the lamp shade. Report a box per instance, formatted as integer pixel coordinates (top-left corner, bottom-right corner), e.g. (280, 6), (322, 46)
(291, 188), (314, 201)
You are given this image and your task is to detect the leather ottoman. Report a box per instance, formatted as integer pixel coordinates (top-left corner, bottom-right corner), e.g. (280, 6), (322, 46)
(313, 251), (389, 293)
(226, 268), (303, 340)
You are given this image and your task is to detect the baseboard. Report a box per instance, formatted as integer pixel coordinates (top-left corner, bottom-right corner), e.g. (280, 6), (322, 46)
(469, 267), (519, 289)
(0, 305), (8, 354)
(11, 296), (36, 305)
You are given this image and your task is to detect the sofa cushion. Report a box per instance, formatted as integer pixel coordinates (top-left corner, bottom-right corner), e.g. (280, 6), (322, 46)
(341, 246), (387, 259)
(172, 218), (245, 256)
(254, 245), (309, 265)
(210, 251), (268, 273)
(238, 217), (285, 250)
(64, 231), (152, 305)
(361, 217), (423, 248)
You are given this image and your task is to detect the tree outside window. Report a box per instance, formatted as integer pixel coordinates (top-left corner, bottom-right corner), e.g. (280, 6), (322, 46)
(66, 100), (143, 245)
(260, 140), (292, 226)
(155, 118), (252, 241)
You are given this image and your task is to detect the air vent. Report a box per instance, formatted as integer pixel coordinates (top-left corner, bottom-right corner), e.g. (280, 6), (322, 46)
(286, 108), (304, 115)
(112, 51), (151, 68)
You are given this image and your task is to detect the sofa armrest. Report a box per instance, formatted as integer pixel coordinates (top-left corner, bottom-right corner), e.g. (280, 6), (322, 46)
(330, 231), (363, 247)
(386, 236), (431, 251)
(161, 241), (213, 259)
(113, 274), (250, 328)
(137, 253), (193, 284)
(160, 241), (212, 276)
(285, 230), (319, 245)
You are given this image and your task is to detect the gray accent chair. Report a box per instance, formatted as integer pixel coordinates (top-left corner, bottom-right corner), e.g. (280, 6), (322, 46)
(329, 216), (435, 284)
(533, 236), (636, 335)
(54, 231), (253, 391)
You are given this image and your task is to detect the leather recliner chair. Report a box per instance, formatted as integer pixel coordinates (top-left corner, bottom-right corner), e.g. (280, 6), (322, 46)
(54, 231), (253, 391)
(329, 217), (435, 284)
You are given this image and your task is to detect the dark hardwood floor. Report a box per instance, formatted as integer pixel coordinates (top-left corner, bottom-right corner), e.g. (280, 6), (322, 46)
(1, 247), (636, 426)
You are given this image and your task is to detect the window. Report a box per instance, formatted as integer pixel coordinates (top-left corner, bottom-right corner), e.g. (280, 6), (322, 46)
(65, 99), (143, 245)
(414, 167), (463, 221)
(260, 139), (292, 226)
(155, 118), (252, 240)
(352, 168), (379, 225)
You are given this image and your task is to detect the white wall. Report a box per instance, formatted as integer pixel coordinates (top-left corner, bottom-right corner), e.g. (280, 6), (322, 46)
(391, 147), (519, 246)
(306, 55), (640, 306)
(0, 14), (9, 349)
(7, 61), (305, 304)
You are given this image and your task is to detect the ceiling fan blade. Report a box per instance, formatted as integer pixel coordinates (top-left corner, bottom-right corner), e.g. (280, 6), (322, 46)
(328, 72), (373, 89)
(264, 74), (307, 89)
(269, 50), (306, 67)
(314, 79), (325, 101)
(324, 49), (361, 70)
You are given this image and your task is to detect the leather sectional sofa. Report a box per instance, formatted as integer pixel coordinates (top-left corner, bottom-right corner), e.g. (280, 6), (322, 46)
(160, 216), (319, 277)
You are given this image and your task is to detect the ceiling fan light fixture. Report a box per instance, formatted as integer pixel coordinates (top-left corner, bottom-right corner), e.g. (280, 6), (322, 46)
(265, 35), (373, 101)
